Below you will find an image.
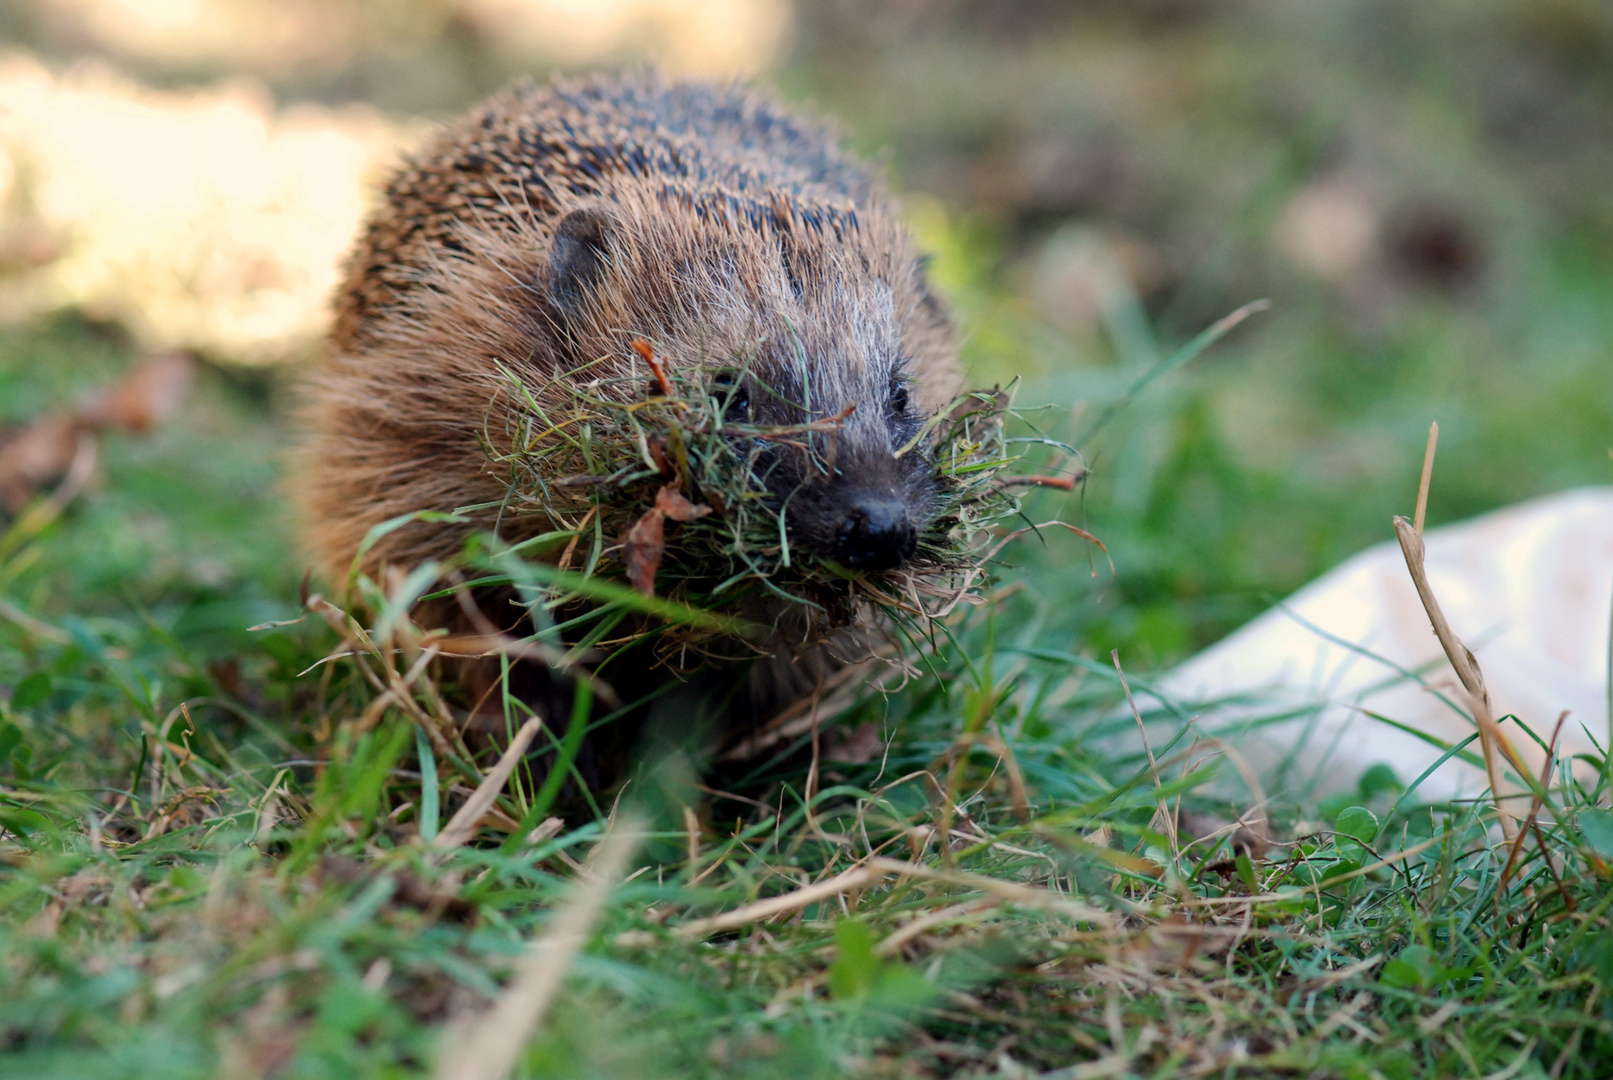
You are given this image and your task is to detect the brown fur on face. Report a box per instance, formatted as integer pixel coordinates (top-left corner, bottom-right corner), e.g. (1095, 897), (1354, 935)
(297, 72), (960, 627)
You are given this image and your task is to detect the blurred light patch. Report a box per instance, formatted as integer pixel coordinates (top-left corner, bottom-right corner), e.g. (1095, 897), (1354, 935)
(1271, 177), (1381, 286)
(33, 0), (363, 77)
(0, 55), (409, 363)
(30, 0), (791, 80)
(459, 0), (793, 77)
(1025, 225), (1163, 343)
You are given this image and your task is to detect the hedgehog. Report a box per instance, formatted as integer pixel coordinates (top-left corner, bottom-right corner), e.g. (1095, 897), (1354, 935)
(296, 72), (965, 777)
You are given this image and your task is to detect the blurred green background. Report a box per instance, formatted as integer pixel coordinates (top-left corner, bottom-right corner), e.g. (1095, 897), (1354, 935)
(1, 0), (1610, 672)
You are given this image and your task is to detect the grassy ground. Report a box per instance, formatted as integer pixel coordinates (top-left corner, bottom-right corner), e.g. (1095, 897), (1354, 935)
(4, 3), (1613, 1077)
(2, 297), (1611, 1079)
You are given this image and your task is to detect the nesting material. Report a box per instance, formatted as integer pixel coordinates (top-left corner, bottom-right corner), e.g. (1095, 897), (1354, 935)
(478, 340), (1049, 658)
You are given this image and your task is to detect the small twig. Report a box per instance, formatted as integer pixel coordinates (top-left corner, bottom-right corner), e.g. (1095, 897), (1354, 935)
(556, 504), (597, 572)
(1311, 990), (1373, 1044)
(803, 675), (839, 845)
(866, 857), (1111, 924)
(740, 403), (857, 441)
(984, 725), (1031, 823)
(432, 632), (576, 669)
(1392, 421), (1529, 841)
(526, 816), (564, 846)
(876, 899), (998, 957)
(1393, 516), (1520, 844)
(718, 650), (896, 761)
(683, 805), (700, 873)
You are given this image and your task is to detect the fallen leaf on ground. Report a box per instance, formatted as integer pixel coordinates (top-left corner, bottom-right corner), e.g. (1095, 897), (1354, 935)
(0, 351), (193, 511)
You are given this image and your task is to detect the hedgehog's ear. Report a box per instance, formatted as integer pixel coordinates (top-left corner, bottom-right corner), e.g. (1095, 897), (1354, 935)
(548, 206), (617, 314)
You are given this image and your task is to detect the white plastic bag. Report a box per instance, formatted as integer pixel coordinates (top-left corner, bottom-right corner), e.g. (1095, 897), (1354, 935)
(1157, 488), (1613, 803)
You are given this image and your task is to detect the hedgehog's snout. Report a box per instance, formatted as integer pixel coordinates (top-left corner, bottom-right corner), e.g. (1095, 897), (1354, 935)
(832, 491), (917, 571)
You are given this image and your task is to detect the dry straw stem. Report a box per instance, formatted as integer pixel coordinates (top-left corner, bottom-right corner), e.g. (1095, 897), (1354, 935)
(1413, 421), (1438, 534)
(0, 593), (70, 645)
(1112, 650), (1182, 859)
(618, 864), (883, 946)
(718, 648), (898, 761)
(1497, 712), (1572, 899)
(864, 857), (1112, 925)
(875, 898), (1000, 957)
(617, 854), (1113, 950)
(435, 816), (641, 1080)
(433, 717), (543, 849)
(1393, 422), (1524, 842)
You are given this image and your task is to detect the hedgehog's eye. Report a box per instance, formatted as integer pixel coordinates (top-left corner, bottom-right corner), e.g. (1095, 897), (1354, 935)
(712, 371), (750, 420)
(888, 377), (910, 417)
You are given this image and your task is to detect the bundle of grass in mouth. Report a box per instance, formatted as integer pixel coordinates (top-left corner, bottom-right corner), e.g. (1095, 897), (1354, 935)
(477, 338), (1065, 672)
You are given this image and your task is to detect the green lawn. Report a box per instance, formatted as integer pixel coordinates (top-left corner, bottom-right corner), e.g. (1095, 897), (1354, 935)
(4, 3), (1613, 1076)
(1, 283), (1610, 1077)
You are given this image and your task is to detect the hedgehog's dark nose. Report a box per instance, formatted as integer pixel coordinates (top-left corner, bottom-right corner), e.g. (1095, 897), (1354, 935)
(834, 495), (916, 571)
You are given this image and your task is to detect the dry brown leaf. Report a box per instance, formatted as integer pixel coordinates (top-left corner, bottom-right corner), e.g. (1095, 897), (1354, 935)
(0, 413), (81, 511)
(78, 351), (194, 433)
(655, 484), (712, 523)
(622, 484), (711, 596)
(0, 351), (194, 511)
(622, 504), (667, 596)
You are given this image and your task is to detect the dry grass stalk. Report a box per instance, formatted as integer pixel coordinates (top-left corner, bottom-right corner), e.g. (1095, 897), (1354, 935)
(434, 816), (640, 1080)
(1413, 422), (1438, 535)
(0, 592), (71, 644)
(864, 857), (1112, 925)
(637, 864), (883, 944)
(1393, 422), (1524, 842)
(875, 898), (999, 957)
(434, 717), (543, 849)
(1498, 712), (1572, 900)
(301, 590), (472, 770)
(1112, 649), (1181, 858)
(618, 848), (1114, 954)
